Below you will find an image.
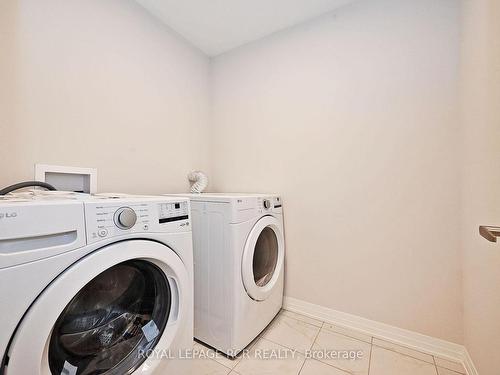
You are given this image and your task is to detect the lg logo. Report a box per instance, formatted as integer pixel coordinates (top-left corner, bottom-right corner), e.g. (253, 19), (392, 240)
(0, 212), (17, 219)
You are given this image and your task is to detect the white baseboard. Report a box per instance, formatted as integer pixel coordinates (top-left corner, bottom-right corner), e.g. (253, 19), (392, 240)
(462, 349), (479, 375)
(283, 296), (478, 375)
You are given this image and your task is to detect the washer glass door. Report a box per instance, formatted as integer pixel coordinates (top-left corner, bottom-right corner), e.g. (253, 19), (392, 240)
(48, 260), (170, 375)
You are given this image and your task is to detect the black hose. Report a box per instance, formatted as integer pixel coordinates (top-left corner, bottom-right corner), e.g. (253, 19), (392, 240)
(0, 181), (57, 196)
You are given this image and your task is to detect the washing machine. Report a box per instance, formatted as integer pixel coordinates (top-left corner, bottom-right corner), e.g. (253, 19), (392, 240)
(168, 193), (285, 356)
(0, 192), (194, 375)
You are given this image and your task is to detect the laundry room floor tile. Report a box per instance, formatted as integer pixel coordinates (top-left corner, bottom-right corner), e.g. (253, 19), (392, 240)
(322, 323), (372, 344)
(191, 355), (232, 375)
(434, 357), (466, 374)
(311, 328), (371, 375)
(194, 341), (242, 369)
(190, 311), (455, 375)
(233, 337), (305, 375)
(213, 351), (244, 369)
(299, 359), (351, 375)
(369, 345), (438, 375)
(280, 309), (323, 327)
(372, 338), (434, 364)
(261, 312), (321, 354)
(437, 367), (465, 375)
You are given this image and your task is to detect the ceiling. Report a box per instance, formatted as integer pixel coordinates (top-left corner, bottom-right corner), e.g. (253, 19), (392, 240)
(135, 0), (356, 56)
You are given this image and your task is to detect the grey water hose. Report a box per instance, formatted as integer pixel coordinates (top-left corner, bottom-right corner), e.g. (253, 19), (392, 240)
(0, 181), (57, 196)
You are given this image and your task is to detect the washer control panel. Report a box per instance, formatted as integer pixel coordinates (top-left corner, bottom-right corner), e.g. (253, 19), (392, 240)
(114, 207), (137, 229)
(84, 197), (190, 244)
(159, 201), (189, 224)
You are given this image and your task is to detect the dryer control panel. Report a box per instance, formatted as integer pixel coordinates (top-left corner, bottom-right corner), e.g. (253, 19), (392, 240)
(84, 197), (190, 244)
(258, 196), (282, 213)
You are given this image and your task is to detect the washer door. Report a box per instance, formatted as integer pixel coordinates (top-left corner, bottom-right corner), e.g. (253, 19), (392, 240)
(241, 216), (285, 301)
(5, 240), (190, 375)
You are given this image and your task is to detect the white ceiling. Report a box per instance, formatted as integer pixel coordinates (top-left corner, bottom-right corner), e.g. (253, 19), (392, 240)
(135, 0), (356, 56)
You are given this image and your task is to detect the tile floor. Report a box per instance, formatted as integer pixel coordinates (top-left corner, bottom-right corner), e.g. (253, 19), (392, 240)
(190, 309), (467, 375)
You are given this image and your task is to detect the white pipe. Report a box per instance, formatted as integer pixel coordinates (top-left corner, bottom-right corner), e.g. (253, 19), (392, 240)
(188, 171), (208, 193)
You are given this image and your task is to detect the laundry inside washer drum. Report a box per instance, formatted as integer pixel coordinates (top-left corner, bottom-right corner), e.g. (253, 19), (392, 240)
(48, 260), (171, 375)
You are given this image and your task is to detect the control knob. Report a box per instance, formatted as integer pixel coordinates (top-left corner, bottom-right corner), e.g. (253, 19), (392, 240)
(263, 199), (271, 209)
(114, 207), (137, 230)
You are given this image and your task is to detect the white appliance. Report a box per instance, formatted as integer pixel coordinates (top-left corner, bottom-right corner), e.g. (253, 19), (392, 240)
(0, 192), (193, 375)
(169, 193), (285, 356)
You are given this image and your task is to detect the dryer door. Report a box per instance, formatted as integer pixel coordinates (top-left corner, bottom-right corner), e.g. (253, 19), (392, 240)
(5, 240), (190, 375)
(241, 216), (285, 301)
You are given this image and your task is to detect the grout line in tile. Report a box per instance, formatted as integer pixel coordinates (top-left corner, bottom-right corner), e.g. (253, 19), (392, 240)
(297, 356), (307, 375)
(221, 359), (236, 372)
(297, 319), (324, 374)
(258, 313), (298, 340)
(322, 323), (373, 344)
(436, 365), (466, 375)
(434, 357), (467, 374)
(258, 313), (282, 337)
(320, 325), (373, 346)
(425, 354), (439, 375)
(297, 322), (325, 375)
(314, 323), (375, 374)
(309, 358), (358, 375)
(371, 340), (434, 365)
(262, 316), (324, 355)
(367, 341), (373, 375)
(251, 336), (307, 375)
(297, 319), (360, 374)
(310, 319), (323, 348)
(282, 309), (325, 327)
(203, 355), (235, 372)
(195, 337), (255, 369)
(372, 344), (435, 366)
(373, 337), (436, 358)
(260, 335), (310, 355)
(370, 345), (441, 375)
(193, 356), (234, 374)
(281, 311), (326, 329)
(215, 358), (235, 374)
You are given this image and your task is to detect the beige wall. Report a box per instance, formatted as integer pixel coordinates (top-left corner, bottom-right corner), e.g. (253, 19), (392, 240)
(211, 0), (463, 343)
(5, 0), (497, 359)
(461, 0), (500, 373)
(0, 0), (211, 193)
